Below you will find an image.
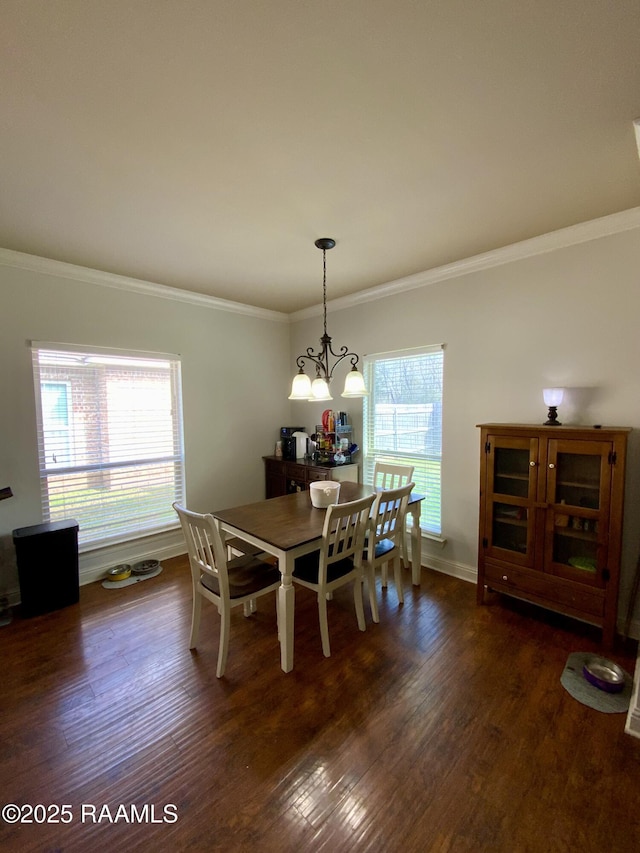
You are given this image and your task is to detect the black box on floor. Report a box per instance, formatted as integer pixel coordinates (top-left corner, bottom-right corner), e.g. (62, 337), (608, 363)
(12, 519), (80, 617)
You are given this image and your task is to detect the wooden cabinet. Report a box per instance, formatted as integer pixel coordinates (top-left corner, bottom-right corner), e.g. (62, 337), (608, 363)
(263, 456), (358, 499)
(476, 423), (630, 647)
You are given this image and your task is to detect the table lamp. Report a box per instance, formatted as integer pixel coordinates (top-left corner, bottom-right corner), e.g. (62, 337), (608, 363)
(543, 388), (564, 425)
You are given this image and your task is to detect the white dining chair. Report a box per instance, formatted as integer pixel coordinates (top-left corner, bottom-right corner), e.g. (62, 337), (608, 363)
(373, 460), (415, 490)
(292, 493), (375, 657)
(372, 461), (415, 569)
(173, 502), (281, 678)
(362, 482), (414, 622)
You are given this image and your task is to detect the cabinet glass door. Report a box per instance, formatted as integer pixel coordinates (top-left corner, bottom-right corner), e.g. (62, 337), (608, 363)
(543, 439), (612, 586)
(484, 436), (537, 567)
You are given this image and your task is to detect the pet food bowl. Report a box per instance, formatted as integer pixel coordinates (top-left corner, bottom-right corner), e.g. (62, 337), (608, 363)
(106, 564), (131, 582)
(132, 559), (160, 575)
(309, 481), (341, 509)
(582, 656), (625, 693)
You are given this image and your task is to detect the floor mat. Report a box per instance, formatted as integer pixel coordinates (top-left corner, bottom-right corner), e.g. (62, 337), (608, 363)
(561, 651), (633, 713)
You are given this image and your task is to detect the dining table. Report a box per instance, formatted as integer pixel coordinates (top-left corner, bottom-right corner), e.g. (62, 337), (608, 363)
(211, 481), (424, 673)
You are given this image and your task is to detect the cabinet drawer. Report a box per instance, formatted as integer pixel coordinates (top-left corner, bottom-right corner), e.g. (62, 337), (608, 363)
(307, 469), (329, 482)
(484, 562), (604, 618)
(285, 463), (307, 480)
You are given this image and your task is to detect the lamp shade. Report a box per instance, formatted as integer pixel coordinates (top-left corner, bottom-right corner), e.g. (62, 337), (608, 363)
(543, 387), (564, 407)
(288, 371), (312, 400)
(341, 368), (369, 398)
(310, 377), (333, 401)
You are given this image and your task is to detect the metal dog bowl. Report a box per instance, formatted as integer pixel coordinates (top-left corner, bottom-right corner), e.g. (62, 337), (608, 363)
(582, 656), (626, 693)
(132, 559), (160, 575)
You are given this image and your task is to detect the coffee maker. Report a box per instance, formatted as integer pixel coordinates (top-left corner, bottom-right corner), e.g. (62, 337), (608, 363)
(280, 427), (305, 461)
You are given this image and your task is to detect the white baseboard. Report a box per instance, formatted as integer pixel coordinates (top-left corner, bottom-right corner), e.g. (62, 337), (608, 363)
(421, 554), (477, 585)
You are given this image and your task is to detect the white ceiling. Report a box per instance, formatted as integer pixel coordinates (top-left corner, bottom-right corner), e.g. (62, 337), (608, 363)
(2, 1), (640, 314)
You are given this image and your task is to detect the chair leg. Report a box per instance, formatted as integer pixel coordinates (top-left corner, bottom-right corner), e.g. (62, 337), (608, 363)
(381, 561), (389, 588)
(354, 578), (366, 632)
(189, 587), (203, 649)
(393, 557), (404, 604)
(366, 568), (379, 623)
(401, 538), (409, 569)
(243, 599), (257, 617)
(318, 593), (331, 657)
(216, 606), (232, 678)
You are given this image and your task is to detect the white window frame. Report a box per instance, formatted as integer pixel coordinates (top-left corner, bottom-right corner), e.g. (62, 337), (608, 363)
(363, 344), (444, 536)
(31, 342), (186, 550)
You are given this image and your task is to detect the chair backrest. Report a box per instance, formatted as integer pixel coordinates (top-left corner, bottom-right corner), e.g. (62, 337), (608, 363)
(173, 502), (230, 599)
(319, 493), (376, 580)
(369, 482), (415, 553)
(373, 461), (415, 491)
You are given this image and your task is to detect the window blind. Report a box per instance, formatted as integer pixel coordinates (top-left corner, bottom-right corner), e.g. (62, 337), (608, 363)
(363, 345), (444, 535)
(31, 343), (185, 549)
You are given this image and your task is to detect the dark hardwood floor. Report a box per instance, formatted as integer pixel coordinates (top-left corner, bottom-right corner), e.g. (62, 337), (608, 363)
(1, 556), (639, 853)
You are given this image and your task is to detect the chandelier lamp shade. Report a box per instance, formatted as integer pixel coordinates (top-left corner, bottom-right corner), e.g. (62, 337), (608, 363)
(289, 238), (369, 401)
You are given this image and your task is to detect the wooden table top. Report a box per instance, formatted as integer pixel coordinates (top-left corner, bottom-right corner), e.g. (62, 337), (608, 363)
(212, 482), (423, 552)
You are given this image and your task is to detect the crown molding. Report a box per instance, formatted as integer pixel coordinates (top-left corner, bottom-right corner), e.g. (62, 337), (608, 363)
(0, 247), (288, 323)
(290, 206), (640, 322)
(2, 206), (639, 324)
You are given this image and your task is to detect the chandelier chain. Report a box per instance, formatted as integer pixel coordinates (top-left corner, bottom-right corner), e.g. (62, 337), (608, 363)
(322, 248), (328, 338)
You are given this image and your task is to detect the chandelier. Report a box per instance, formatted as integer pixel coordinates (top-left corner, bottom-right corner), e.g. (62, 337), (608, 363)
(288, 238), (369, 401)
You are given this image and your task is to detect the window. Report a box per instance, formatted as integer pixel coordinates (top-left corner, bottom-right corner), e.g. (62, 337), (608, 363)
(41, 381), (72, 468)
(363, 345), (443, 535)
(32, 343), (185, 549)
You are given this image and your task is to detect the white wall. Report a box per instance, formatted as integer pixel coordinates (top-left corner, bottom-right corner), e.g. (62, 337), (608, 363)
(0, 255), (292, 594)
(289, 218), (640, 636)
(3, 215), (640, 637)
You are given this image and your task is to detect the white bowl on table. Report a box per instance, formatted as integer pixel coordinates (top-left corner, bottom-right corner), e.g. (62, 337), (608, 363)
(309, 481), (341, 508)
